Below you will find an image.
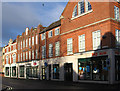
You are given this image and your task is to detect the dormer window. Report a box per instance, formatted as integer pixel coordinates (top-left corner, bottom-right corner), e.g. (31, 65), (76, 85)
(72, 0), (92, 18)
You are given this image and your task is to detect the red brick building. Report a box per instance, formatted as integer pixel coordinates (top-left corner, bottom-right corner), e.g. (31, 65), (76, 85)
(16, 25), (44, 79)
(39, 1), (120, 84)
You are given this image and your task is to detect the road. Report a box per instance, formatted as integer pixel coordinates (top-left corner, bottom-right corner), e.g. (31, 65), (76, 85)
(2, 77), (120, 90)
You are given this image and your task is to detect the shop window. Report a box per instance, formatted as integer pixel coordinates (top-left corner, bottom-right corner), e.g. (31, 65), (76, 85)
(19, 66), (24, 77)
(115, 56), (120, 81)
(78, 56), (108, 81)
(5, 67), (9, 76)
(26, 67), (32, 77)
(53, 64), (59, 79)
(12, 66), (16, 76)
(78, 58), (92, 80)
(33, 67), (38, 78)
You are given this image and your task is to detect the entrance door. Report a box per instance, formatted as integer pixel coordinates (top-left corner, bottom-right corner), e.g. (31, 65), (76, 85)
(48, 65), (51, 80)
(26, 67), (29, 79)
(64, 63), (73, 81)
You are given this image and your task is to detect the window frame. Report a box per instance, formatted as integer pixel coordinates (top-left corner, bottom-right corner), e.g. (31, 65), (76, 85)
(48, 30), (53, 38)
(67, 38), (73, 55)
(55, 28), (60, 36)
(41, 33), (46, 40)
(78, 34), (85, 52)
(92, 30), (101, 50)
(49, 43), (53, 57)
(55, 41), (60, 56)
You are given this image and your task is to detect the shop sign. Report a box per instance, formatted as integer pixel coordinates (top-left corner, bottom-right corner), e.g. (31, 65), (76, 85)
(115, 51), (120, 55)
(32, 61), (39, 66)
(92, 51), (107, 57)
(44, 62), (47, 67)
(26, 63), (31, 66)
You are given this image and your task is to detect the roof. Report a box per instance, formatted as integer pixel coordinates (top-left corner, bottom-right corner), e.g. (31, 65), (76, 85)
(13, 39), (16, 43)
(40, 20), (61, 34)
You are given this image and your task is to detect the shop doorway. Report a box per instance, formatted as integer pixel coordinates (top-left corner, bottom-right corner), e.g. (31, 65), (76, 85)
(48, 65), (51, 80)
(64, 63), (73, 81)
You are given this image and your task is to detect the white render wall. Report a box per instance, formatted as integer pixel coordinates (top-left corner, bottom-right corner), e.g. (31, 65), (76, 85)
(39, 49), (117, 84)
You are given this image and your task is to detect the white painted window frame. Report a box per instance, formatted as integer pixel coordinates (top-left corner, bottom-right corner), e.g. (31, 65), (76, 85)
(92, 30), (101, 50)
(78, 34), (85, 52)
(49, 44), (53, 57)
(55, 41), (60, 56)
(67, 38), (73, 55)
(55, 28), (60, 36)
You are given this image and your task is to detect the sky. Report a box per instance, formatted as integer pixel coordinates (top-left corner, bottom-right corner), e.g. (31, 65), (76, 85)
(2, 2), (68, 47)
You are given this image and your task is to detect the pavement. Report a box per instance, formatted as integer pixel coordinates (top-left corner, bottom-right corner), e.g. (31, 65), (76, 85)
(1, 77), (120, 91)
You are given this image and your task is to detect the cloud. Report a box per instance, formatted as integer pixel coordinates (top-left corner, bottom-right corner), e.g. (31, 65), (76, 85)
(2, 2), (42, 45)
(2, 2), (67, 46)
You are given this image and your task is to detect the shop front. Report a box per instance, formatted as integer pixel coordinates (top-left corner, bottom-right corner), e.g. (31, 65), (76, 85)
(78, 56), (109, 81)
(53, 64), (59, 79)
(115, 56), (120, 81)
(5, 64), (10, 77)
(19, 65), (25, 78)
(5, 67), (10, 77)
(26, 61), (39, 79)
(12, 66), (16, 77)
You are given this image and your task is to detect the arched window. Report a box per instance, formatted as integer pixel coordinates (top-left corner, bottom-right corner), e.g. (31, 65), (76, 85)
(78, 0), (85, 15)
(85, 0), (92, 12)
(72, 0), (92, 18)
(6, 55), (8, 64)
(72, 5), (77, 17)
(12, 54), (16, 63)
